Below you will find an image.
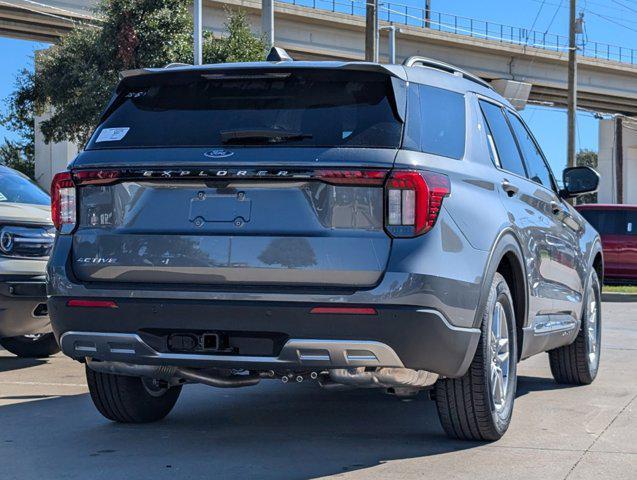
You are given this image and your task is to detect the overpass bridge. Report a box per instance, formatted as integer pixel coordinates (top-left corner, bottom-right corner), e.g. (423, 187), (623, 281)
(3, 0), (637, 203)
(2, 0), (637, 115)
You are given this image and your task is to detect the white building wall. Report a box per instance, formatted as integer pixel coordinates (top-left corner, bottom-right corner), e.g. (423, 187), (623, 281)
(34, 112), (78, 192)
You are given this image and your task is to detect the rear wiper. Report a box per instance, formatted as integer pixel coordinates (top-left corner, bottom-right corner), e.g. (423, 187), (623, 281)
(220, 129), (312, 145)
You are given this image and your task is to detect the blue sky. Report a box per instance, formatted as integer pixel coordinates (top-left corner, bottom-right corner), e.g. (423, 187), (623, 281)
(1, 0), (636, 174)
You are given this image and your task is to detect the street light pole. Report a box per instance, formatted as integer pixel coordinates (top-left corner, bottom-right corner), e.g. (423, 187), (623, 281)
(194, 0), (202, 65)
(262, 0), (274, 49)
(567, 0), (577, 168)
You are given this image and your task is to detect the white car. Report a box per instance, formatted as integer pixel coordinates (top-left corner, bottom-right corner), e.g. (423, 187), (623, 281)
(0, 165), (59, 357)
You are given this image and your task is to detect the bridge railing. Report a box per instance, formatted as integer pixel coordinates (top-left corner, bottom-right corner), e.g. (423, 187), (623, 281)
(277, 0), (636, 65)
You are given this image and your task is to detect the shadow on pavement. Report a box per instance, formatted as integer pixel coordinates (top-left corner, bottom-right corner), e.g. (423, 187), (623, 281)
(0, 355), (46, 373)
(0, 381), (480, 480)
(0, 373), (582, 479)
(515, 374), (575, 398)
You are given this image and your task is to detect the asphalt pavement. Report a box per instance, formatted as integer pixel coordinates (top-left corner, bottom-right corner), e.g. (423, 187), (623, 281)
(0, 302), (635, 480)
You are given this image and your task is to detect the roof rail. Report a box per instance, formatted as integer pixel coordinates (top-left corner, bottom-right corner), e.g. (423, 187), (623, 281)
(164, 63), (191, 69)
(403, 56), (493, 90)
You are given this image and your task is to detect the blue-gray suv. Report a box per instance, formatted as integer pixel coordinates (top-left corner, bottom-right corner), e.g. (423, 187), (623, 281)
(47, 52), (603, 441)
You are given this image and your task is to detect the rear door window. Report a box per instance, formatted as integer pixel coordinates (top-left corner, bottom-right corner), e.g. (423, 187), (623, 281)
(418, 85), (465, 159)
(506, 112), (555, 190)
(479, 100), (527, 178)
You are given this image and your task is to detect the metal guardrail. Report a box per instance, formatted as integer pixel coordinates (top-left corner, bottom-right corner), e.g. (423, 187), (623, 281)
(278, 0), (637, 65)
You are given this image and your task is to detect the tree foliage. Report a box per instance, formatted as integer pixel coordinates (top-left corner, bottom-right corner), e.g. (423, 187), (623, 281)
(0, 0), (266, 171)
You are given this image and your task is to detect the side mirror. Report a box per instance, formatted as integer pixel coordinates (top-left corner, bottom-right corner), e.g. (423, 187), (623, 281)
(560, 166), (599, 199)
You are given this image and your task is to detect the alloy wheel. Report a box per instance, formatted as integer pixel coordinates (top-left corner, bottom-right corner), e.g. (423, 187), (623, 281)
(585, 280), (601, 370)
(490, 301), (511, 414)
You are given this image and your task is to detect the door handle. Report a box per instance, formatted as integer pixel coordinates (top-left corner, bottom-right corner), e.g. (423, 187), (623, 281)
(501, 180), (519, 197)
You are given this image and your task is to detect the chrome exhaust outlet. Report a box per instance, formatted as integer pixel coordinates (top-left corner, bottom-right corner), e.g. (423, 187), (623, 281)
(327, 367), (438, 389)
(86, 359), (260, 388)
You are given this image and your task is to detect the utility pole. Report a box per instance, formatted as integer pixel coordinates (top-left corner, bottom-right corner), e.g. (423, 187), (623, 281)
(615, 116), (624, 203)
(566, 0), (577, 168)
(193, 0), (202, 65)
(425, 0), (431, 28)
(262, 0), (274, 49)
(365, 0), (379, 62)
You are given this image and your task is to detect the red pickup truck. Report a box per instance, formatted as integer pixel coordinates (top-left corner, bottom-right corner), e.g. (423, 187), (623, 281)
(576, 204), (637, 284)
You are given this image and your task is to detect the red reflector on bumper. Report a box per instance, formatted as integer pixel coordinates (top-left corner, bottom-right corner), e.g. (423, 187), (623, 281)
(67, 299), (118, 308)
(310, 306), (377, 315)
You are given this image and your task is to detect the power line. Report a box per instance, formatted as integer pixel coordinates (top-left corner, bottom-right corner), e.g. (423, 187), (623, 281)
(544, 0), (563, 33)
(526, 0), (546, 43)
(611, 0), (637, 14)
(529, 0), (637, 24)
(587, 9), (637, 33)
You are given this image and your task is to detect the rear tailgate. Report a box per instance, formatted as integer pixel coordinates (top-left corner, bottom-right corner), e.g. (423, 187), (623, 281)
(71, 167), (391, 288)
(70, 65), (406, 288)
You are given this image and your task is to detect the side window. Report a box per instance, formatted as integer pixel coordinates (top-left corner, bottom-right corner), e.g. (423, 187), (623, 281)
(479, 100), (527, 178)
(419, 85), (465, 159)
(580, 210), (629, 235)
(403, 84), (421, 151)
(627, 210), (637, 235)
(506, 111), (554, 190)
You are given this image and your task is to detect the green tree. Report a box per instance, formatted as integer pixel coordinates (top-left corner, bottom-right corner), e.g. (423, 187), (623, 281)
(0, 0), (266, 176)
(576, 149), (599, 204)
(0, 70), (36, 177)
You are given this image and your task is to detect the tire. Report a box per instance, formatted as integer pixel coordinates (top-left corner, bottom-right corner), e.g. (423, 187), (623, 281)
(549, 269), (601, 385)
(0, 333), (60, 358)
(85, 366), (182, 423)
(434, 272), (518, 441)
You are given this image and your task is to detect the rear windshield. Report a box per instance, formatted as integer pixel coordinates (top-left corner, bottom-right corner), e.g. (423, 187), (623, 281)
(580, 209), (637, 235)
(87, 70), (402, 150)
(0, 171), (49, 205)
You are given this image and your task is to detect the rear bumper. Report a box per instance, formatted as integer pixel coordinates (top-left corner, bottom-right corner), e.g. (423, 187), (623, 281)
(60, 333), (405, 369)
(49, 297), (480, 377)
(0, 278), (51, 338)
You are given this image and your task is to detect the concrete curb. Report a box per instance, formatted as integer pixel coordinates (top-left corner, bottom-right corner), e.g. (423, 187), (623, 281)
(602, 292), (637, 302)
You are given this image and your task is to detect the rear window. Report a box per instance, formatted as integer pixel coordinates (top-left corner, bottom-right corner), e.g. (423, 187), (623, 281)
(579, 209), (637, 235)
(0, 171), (49, 206)
(87, 70), (402, 150)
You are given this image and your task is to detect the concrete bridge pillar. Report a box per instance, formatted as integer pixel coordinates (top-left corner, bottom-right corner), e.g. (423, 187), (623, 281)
(597, 117), (637, 204)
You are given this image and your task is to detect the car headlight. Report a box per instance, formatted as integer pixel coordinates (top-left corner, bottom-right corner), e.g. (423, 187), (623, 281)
(0, 225), (55, 257)
(0, 228), (14, 254)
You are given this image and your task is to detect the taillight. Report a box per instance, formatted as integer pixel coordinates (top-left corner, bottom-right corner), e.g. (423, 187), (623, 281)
(51, 172), (76, 232)
(385, 170), (450, 237)
(73, 169), (121, 185)
(315, 169), (387, 186)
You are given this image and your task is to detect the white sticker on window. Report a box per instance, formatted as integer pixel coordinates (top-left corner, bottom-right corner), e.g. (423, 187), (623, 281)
(95, 127), (130, 142)
(0, 193), (6, 201)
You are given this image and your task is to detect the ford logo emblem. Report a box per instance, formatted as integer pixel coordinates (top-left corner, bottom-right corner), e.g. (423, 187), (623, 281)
(204, 149), (234, 159)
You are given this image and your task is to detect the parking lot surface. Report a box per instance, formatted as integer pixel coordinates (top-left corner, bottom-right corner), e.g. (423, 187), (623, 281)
(0, 302), (635, 480)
